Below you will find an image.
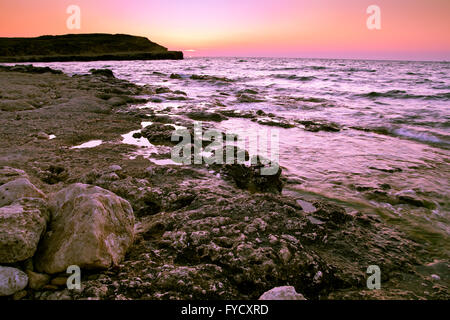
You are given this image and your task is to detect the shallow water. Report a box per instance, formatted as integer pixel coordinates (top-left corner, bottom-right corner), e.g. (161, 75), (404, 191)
(27, 58), (449, 259)
(71, 139), (103, 149)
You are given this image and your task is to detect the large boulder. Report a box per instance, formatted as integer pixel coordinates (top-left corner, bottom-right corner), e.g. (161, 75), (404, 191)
(0, 178), (46, 207)
(35, 183), (135, 274)
(0, 198), (49, 263)
(0, 266), (28, 296)
(259, 286), (306, 300)
(0, 173), (48, 264)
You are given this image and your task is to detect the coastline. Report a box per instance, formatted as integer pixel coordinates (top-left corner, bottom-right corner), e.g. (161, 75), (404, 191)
(0, 65), (448, 300)
(0, 34), (184, 62)
(0, 51), (184, 63)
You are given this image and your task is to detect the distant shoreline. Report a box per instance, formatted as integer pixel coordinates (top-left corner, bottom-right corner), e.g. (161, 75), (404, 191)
(0, 33), (183, 62)
(0, 51), (183, 63)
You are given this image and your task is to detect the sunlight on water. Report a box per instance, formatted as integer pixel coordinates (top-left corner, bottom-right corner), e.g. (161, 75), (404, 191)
(71, 139), (103, 149)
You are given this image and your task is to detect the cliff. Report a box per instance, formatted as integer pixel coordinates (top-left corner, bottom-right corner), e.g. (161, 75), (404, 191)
(0, 33), (183, 62)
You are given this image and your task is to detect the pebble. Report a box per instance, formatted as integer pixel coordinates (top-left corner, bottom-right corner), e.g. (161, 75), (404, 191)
(0, 266), (28, 296)
(431, 274), (441, 281)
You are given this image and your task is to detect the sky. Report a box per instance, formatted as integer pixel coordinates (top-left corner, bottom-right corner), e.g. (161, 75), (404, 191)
(0, 0), (449, 60)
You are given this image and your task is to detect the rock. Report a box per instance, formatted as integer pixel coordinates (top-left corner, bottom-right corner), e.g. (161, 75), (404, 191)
(297, 120), (340, 132)
(239, 89), (258, 95)
(0, 64), (62, 74)
(13, 290), (28, 300)
(220, 162), (283, 194)
(39, 165), (68, 185)
(380, 183), (391, 190)
(186, 111), (227, 122)
(0, 266), (28, 296)
(89, 68), (115, 78)
(190, 74), (232, 82)
(99, 172), (120, 182)
(35, 183), (135, 274)
(259, 286), (306, 300)
(44, 289), (72, 300)
(166, 95), (188, 101)
(173, 90), (187, 96)
(155, 87), (170, 94)
(170, 73), (182, 79)
(237, 94), (265, 103)
(257, 119), (295, 128)
(37, 132), (50, 139)
(141, 123), (177, 145)
(107, 97), (126, 106)
(51, 276), (68, 287)
(219, 110), (255, 119)
(26, 270), (50, 290)
(0, 99), (35, 111)
(0, 198), (49, 263)
(397, 195), (436, 209)
(311, 201), (353, 226)
(0, 172), (49, 263)
(0, 166), (29, 185)
(0, 177), (46, 207)
(108, 165), (122, 172)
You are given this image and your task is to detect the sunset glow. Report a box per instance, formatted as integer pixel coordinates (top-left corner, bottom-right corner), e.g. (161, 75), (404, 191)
(1, 0), (449, 60)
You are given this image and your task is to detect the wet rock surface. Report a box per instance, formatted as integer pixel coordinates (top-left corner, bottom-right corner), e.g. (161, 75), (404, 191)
(219, 163), (284, 194)
(186, 111), (228, 122)
(89, 69), (115, 78)
(296, 120), (341, 132)
(141, 123), (178, 145)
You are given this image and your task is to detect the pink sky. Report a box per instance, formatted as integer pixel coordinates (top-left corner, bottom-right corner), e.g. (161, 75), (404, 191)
(0, 0), (449, 60)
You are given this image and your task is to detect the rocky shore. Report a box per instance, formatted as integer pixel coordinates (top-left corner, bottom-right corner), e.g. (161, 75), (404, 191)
(0, 65), (447, 300)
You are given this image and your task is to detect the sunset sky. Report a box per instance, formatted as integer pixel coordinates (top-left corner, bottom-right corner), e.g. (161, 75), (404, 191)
(0, 0), (449, 60)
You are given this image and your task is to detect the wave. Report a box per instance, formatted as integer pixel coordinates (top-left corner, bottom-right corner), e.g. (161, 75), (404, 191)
(269, 67), (300, 71)
(351, 125), (450, 147)
(307, 66), (327, 70)
(342, 68), (376, 73)
(392, 128), (449, 145)
(272, 74), (317, 81)
(356, 90), (450, 100)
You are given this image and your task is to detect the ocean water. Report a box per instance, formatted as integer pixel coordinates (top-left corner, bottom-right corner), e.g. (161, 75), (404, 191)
(27, 57), (450, 258)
